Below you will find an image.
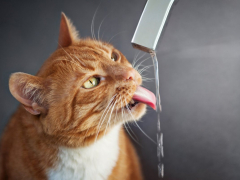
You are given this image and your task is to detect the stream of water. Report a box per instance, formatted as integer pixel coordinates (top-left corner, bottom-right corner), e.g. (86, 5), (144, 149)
(151, 51), (164, 178)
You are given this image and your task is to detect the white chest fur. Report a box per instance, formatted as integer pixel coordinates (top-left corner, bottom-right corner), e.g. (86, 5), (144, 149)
(47, 125), (121, 180)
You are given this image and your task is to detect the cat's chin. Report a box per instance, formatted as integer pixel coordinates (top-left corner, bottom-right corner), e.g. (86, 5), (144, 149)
(123, 103), (147, 121)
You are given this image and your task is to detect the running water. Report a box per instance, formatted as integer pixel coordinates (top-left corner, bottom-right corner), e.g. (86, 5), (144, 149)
(150, 51), (164, 178)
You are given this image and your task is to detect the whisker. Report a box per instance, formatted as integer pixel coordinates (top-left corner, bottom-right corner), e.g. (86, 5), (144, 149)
(104, 100), (117, 136)
(134, 56), (151, 71)
(142, 77), (154, 82)
(97, 13), (110, 41)
(124, 98), (156, 144)
(91, 3), (101, 40)
(108, 31), (126, 43)
(54, 44), (87, 70)
(138, 65), (154, 74)
(85, 95), (116, 140)
(96, 95), (116, 130)
(120, 97), (138, 141)
(134, 52), (146, 66)
(95, 94), (117, 142)
(132, 52), (147, 69)
(133, 121), (156, 144)
(101, 29), (106, 40)
(120, 96), (140, 143)
(73, 49), (87, 67)
(132, 51), (141, 67)
(95, 101), (114, 143)
(114, 102), (119, 125)
(57, 43), (75, 60)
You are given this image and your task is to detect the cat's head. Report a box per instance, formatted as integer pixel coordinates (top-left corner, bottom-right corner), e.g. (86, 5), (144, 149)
(9, 13), (156, 147)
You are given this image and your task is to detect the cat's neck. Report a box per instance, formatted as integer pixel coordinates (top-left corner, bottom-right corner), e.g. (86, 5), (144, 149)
(47, 124), (122, 180)
(17, 105), (119, 148)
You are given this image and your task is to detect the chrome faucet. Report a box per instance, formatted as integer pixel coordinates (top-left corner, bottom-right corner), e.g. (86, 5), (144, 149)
(132, 0), (175, 53)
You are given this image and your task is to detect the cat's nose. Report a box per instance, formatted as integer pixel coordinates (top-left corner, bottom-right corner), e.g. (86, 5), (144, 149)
(123, 68), (135, 81)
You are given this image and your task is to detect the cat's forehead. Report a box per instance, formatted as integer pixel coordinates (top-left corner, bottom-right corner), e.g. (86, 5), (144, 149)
(45, 38), (131, 78)
(75, 38), (116, 56)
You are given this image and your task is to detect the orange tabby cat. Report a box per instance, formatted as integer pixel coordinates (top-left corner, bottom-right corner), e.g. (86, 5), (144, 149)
(0, 13), (156, 180)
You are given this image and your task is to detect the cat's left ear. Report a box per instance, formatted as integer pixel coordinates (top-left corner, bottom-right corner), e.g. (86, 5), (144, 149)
(9, 73), (48, 115)
(58, 12), (79, 48)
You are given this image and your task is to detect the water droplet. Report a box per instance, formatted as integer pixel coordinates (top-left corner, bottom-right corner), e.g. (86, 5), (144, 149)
(160, 133), (163, 145)
(158, 163), (164, 178)
(157, 145), (161, 157)
(161, 145), (164, 157)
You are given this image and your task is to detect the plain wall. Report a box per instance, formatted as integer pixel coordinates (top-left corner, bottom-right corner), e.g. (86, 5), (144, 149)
(1, 0), (240, 179)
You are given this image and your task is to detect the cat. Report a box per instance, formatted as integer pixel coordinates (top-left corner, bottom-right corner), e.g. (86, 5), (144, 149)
(0, 13), (156, 180)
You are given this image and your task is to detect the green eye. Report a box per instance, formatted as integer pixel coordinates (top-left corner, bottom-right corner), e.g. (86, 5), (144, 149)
(83, 77), (100, 89)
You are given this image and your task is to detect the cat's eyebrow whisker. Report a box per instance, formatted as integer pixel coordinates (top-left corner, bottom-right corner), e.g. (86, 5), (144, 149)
(101, 29), (106, 41)
(72, 53), (87, 67)
(72, 49), (87, 66)
(58, 44), (83, 66)
(124, 98), (156, 144)
(108, 31), (126, 43)
(91, 3), (101, 41)
(57, 43), (74, 59)
(97, 13), (110, 41)
(55, 42), (86, 68)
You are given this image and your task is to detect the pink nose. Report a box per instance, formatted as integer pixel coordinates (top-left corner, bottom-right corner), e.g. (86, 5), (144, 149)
(123, 68), (135, 80)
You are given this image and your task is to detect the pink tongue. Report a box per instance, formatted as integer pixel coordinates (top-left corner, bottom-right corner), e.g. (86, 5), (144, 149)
(133, 86), (156, 110)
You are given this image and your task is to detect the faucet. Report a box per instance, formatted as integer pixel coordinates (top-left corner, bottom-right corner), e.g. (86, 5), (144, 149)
(131, 0), (175, 53)
(132, 1), (176, 177)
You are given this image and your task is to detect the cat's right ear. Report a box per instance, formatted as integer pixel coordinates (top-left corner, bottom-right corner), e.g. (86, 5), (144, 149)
(58, 12), (79, 49)
(9, 73), (47, 115)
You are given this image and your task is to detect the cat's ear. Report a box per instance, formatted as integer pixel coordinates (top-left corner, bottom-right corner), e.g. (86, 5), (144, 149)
(9, 73), (47, 115)
(58, 12), (79, 48)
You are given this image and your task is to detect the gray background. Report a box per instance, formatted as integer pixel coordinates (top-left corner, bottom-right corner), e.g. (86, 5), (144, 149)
(1, 0), (240, 179)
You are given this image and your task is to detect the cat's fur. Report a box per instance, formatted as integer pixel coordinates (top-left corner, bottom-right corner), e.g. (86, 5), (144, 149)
(0, 13), (146, 180)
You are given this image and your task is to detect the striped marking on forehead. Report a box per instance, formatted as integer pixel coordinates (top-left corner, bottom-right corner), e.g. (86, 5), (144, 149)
(54, 41), (115, 73)
(79, 44), (112, 57)
(71, 46), (113, 69)
(75, 39), (113, 57)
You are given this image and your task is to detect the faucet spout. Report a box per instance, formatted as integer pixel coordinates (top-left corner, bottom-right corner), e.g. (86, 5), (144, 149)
(131, 0), (175, 53)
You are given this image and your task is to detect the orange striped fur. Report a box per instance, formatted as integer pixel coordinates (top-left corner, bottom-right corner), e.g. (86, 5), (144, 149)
(0, 13), (145, 180)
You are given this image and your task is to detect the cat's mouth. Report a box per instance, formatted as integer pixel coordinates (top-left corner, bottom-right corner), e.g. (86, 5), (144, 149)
(125, 86), (156, 110)
(124, 99), (140, 110)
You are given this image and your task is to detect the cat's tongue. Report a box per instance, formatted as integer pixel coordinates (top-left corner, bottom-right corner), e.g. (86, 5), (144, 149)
(133, 86), (156, 110)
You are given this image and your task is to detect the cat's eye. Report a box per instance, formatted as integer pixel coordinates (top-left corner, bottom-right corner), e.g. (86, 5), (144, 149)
(83, 77), (100, 89)
(111, 52), (118, 61)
